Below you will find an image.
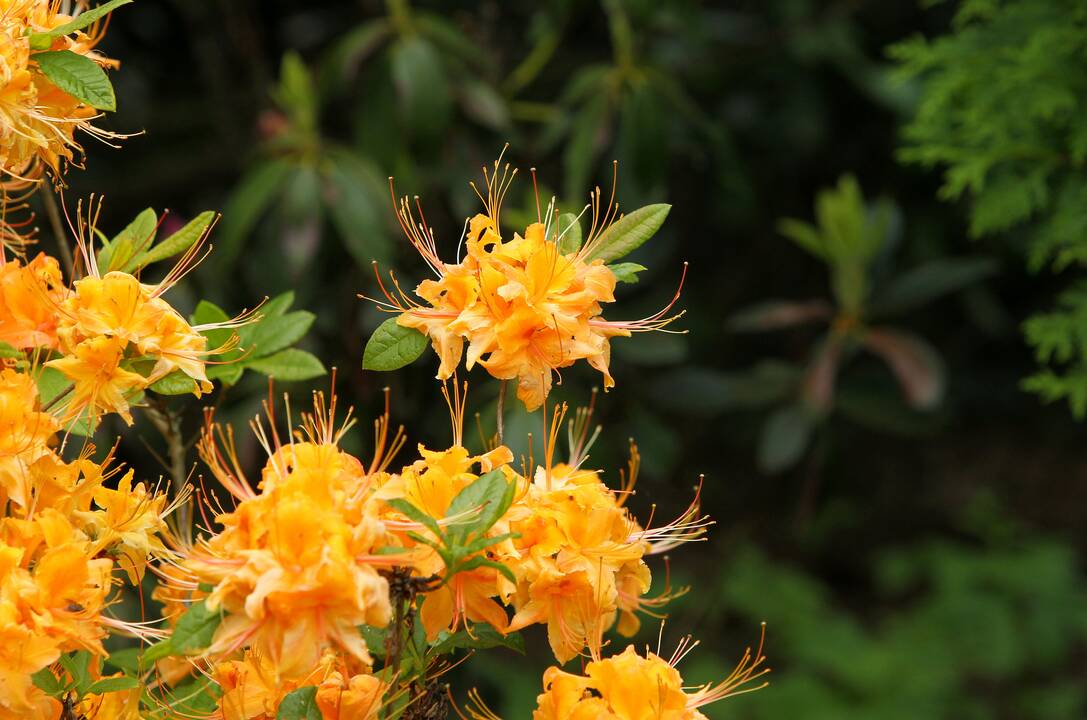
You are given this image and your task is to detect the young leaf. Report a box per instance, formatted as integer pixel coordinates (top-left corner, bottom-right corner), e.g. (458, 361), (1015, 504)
(98, 208), (157, 273)
(445, 470), (513, 544)
(148, 370), (198, 396)
(385, 498), (442, 537)
(277, 686), (321, 720)
(85, 676), (141, 694)
(28, 0), (132, 50)
(238, 311), (315, 359)
(59, 650), (92, 693)
(429, 625), (525, 655)
(33, 50), (116, 111)
(244, 349), (326, 381)
(362, 318), (428, 371)
(170, 600), (221, 655)
(132, 211), (216, 271)
(585, 204), (670, 263)
(554, 212), (583, 255)
(31, 668), (65, 697)
(608, 262), (647, 284)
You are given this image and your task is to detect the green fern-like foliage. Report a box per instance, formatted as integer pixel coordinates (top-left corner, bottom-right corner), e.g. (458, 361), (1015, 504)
(891, 0), (1087, 415)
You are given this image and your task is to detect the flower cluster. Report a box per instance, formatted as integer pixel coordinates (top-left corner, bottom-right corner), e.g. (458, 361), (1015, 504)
(373, 161), (683, 411)
(0, 0), (119, 184)
(0, 368), (177, 718)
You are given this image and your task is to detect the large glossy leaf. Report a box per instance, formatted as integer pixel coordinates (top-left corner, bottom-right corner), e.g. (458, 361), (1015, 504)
(585, 204), (671, 263)
(29, 0), (132, 50)
(245, 349), (326, 381)
(34, 50), (115, 110)
(131, 211), (216, 271)
(363, 318), (428, 371)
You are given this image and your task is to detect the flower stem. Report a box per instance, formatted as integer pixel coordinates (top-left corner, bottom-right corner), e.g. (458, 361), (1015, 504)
(496, 381), (506, 444)
(40, 185), (73, 277)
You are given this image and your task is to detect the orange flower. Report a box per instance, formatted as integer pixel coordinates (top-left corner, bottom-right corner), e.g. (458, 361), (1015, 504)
(371, 160), (683, 411)
(176, 393), (398, 680)
(532, 635), (769, 720)
(0, 0), (121, 182)
(45, 334), (147, 425)
(0, 252), (66, 349)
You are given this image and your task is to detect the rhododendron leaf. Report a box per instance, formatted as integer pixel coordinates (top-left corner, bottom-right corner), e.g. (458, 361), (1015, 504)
(363, 318), (428, 371)
(148, 371), (198, 396)
(160, 676), (219, 714)
(244, 349), (326, 381)
(171, 600), (221, 655)
(86, 676), (140, 694)
(28, 0), (132, 50)
(99, 208), (156, 273)
(105, 648), (142, 674)
(238, 311), (315, 358)
(261, 291), (296, 317)
(31, 668), (64, 697)
(445, 470), (513, 543)
(608, 262), (647, 284)
(554, 212), (582, 254)
(59, 650), (92, 692)
(131, 210), (216, 271)
(359, 625), (387, 659)
(386, 498), (441, 537)
(430, 626), (525, 655)
(34, 50), (116, 111)
(757, 405), (816, 474)
(216, 158), (293, 272)
(36, 367), (93, 437)
(585, 203), (670, 263)
(390, 36), (452, 139)
(462, 531), (517, 556)
(0, 342), (21, 359)
(456, 555), (517, 584)
(142, 638), (174, 663)
(277, 686), (321, 720)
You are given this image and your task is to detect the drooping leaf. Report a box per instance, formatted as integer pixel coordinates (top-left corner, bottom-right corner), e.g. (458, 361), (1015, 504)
(363, 318), (428, 371)
(217, 159), (293, 271)
(323, 150), (392, 266)
(244, 349), (326, 381)
(728, 299), (834, 332)
(585, 204), (670, 263)
(390, 36), (452, 138)
(33, 50), (116, 110)
(862, 328), (946, 410)
(868, 257), (997, 317)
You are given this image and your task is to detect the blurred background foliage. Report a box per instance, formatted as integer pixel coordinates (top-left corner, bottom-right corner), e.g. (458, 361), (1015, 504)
(50, 0), (1087, 716)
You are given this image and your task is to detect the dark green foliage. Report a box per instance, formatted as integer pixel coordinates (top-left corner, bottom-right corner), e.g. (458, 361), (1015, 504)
(892, 0), (1087, 416)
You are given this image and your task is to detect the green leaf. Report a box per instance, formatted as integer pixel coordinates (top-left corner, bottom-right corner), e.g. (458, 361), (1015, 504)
(104, 648), (142, 674)
(554, 212), (582, 255)
(238, 311), (315, 359)
(757, 405), (815, 474)
(390, 36), (452, 138)
(385, 498), (441, 537)
(454, 555), (516, 584)
(148, 370), (199, 396)
(132, 211), (216, 271)
(142, 639), (174, 663)
(362, 318), (428, 371)
(0, 341), (23, 360)
(244, 349), (326, 381)
(359, 625), (387, 660)
(59, 650), (92, 693)
(99, 208), (157, 273)
(86, 676), (140, 694)
(323, 151), (393, 266)
(33, 50), (116, 111)
(585, 204), (670, 263)
(28, 0), (132, 50)
(262, 291), (296, 318)
(868, 257), (997, 317)
(159, 675), (220, 715)
(445, 470), (513, 544)
(170, 600), (221, 655)
(36, 367), (92, 437)
(31, 668), (65, 697)
(608, 262), (647, 284)
(429, 625), (525, 655)
(217, 159), (293, 271)
(277, 686), (321, 720)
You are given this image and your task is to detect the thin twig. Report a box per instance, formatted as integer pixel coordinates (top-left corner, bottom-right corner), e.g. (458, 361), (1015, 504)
(40, 185), (73, 277)
(143, 395), (191, 531)
(496, 381), (506, 445)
